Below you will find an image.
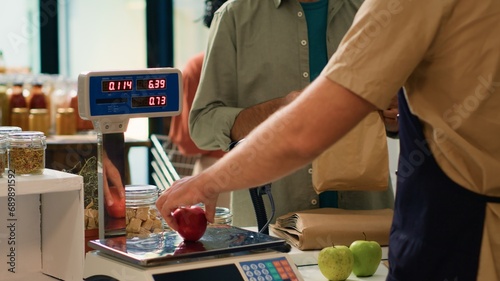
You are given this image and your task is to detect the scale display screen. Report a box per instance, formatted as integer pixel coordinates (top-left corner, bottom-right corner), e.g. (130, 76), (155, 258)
(78, 68), (181, 120)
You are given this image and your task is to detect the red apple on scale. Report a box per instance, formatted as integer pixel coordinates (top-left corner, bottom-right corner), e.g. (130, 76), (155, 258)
(173, 205), (208, 242)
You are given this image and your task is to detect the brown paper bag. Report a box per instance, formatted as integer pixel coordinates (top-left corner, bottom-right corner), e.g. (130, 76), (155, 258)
(270, 208), (393, 250)
(312, 111), (389, 192)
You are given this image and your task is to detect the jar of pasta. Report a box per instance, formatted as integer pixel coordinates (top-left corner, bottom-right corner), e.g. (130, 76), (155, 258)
(125, 185), (165, 238)
(8, 131), (46, 175)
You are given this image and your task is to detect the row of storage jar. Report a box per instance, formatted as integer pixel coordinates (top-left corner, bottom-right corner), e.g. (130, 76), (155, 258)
(0, 126), (46, 178)
(10, 107), (77, 136)
(1, 74), (92, 135)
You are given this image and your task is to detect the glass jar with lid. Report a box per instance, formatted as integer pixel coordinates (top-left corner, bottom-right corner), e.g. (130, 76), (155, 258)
(0, 135), (6, 177)
(29, 108), (50, 135)
(213, 207), (233, 226)
(10, 107), (29, 131)
(0, 126), (22, 174)
(125, 185), (165, 238)
(8, 131), (46, 175)
(194, 204), (233, 226)
(55, 107), (76, 135)
(0, 126), (22, 136)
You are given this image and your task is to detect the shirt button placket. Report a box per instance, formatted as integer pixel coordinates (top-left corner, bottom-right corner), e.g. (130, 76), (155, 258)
(297, 10), (308, 81)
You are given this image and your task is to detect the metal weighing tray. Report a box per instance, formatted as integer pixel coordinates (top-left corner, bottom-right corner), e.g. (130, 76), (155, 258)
(88, 225), (290, 267)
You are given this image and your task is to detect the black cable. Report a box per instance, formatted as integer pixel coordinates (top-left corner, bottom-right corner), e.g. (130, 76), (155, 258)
(258, 184), (275, 234)
(249, 186), (269, 234)
(228, 139), (276, 235)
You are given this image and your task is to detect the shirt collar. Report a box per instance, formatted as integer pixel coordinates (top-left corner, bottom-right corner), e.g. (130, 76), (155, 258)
(273, 0), (283, 8)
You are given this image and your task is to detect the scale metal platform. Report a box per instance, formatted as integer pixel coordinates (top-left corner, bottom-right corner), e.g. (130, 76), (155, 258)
(84, 225), (301, 281)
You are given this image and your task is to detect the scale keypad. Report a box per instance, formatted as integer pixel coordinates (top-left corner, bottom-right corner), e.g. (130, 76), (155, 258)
(239, 257), (299, 281)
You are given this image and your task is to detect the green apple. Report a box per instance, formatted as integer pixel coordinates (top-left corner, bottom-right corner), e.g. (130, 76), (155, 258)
(317, 245), (353, 281)
(349, 237), (382, 277)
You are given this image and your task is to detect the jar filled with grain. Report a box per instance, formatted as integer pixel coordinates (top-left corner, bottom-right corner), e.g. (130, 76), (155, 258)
(8, 131), (46, 175)
(125, 185), (165, 238)
(0, 126), (22, 175)
(0, 135), (6, 177)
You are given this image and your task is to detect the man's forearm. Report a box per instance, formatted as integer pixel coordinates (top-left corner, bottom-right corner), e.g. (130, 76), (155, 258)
(230, 97), (286, 141)
(208, 77), (376, 194)
(230, 90), (302, 141)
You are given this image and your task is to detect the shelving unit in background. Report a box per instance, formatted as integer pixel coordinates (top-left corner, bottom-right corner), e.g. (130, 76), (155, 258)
(0, 169), (84, 281)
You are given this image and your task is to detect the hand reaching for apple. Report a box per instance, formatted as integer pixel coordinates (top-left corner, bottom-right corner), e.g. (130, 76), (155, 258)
(155, 175), (219, 231)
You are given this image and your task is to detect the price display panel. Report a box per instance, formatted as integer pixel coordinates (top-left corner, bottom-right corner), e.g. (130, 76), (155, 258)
(78, 68), (182, 120)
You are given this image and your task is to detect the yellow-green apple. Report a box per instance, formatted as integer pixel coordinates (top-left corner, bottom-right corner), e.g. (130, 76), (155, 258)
(317, 245), (353, 281)
(349, 235), (382, 277)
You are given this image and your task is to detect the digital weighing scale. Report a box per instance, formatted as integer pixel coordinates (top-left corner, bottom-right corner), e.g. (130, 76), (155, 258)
(78, 68), (182, 133)
(77, 68), (303, 281)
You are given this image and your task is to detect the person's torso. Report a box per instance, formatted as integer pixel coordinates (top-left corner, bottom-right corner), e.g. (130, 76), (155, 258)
(214, 0), (363, 107)
(404, 0), (500, 195)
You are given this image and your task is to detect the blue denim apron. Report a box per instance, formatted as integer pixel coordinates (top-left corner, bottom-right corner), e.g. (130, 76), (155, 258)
(386, 92), (500, 281)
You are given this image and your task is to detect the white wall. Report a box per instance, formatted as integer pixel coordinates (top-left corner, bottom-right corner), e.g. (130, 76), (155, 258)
(0, 0), (38, 71)
(63, 0), (147, 78)
(173, 0), (210, 69)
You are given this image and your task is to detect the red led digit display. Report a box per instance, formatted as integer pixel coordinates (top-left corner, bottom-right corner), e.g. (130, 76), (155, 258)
(102, 80), (133, 92)
(131, 95), (167, 107)
(136, 78), (167, 90)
